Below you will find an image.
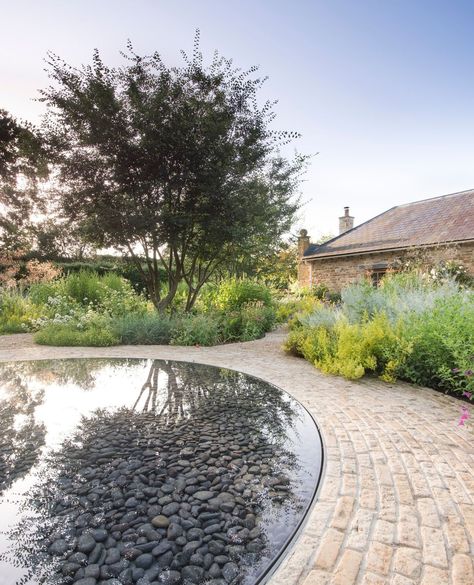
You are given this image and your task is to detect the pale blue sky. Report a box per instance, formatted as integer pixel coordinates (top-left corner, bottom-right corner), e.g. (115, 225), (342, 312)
(2, 0), (473, 238)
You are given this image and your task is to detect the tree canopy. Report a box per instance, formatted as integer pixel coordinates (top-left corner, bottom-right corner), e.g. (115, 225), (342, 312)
(0, 109), (48, 251)
(41, 34), (307, 309)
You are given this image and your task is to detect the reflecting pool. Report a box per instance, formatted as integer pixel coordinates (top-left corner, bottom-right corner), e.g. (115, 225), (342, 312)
(0, 359), (323, 585)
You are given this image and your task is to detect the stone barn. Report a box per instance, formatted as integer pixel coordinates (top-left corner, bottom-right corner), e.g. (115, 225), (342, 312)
(298, 189), (474, 291)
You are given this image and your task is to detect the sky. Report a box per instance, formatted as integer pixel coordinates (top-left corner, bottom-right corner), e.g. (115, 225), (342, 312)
(1, 0), (473, 240)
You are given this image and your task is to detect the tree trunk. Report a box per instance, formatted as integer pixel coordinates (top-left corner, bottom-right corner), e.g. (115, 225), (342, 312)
(155, 277), (179, 312)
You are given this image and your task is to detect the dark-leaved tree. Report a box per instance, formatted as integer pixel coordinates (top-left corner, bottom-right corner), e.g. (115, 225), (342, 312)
(41, 33), (307, 310)
(0, 109), (48, 251)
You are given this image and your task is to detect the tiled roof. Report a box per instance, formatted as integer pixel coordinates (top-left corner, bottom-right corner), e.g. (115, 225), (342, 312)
(304, 189), (474, 259)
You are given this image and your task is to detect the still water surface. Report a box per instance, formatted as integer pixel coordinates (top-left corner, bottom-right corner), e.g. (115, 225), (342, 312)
(0, 359), (322, 585)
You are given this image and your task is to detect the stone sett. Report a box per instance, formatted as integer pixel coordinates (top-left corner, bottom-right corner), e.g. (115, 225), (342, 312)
(361, 574), (388, 585)
(366, 542), (393, 576)
(332, 549), (363, 585)
(1, 329), (473, 585)
(393, 547), (422, 580)
(390, 576), (416, 585)
(452, 553), (474, 585)
(314, 529), (345, 571)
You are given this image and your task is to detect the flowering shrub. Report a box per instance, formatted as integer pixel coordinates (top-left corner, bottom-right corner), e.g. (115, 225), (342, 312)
(397, 292), (474, 394)
(98, 285), (149, 317)
(0, 289), (43, 333)
(29, 270), (149, 313)
(3, 272), (276, 347)
(285, 313), (412, 381)
(0, 253), (62, 289)
(23, 260), (62, 284)
(427, 260), (474, 287)
(285, 272), (474, 397)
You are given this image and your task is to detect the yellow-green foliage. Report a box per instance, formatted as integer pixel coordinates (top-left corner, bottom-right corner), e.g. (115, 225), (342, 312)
(276, 295), (323, 325)
(285, 272), (473, 395)
(328, 314), (411, 380)
(284, 312), (412, 381)
(0, 290), (43, 333)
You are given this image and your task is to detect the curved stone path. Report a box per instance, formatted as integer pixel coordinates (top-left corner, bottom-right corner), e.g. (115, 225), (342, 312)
(0, 331), (473, 585)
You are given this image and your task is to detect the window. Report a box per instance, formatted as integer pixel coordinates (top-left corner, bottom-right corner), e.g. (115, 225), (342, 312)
(371, 269), (387, 287)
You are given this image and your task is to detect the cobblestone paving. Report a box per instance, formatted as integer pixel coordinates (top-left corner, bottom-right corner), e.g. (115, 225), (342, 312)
(0, 331), (473, 585)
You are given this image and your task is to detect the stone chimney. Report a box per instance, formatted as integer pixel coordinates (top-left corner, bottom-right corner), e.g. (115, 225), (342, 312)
(297, 229), (311, 287)
(339, 207), (354, 234)
(297, 228), (310, 258)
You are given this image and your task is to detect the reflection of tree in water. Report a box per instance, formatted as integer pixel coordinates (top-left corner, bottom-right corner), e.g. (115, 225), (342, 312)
(0, 358), (137, 497)
(2, 360), (306, 585)
(0, 358), (138, 391)
(0, 372), (46, 496)
(133, 362), (215, 422)
(134, 361), (297, 438)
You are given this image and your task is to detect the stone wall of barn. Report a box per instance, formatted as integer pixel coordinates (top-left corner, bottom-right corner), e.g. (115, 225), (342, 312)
(298, 241), (474, 291)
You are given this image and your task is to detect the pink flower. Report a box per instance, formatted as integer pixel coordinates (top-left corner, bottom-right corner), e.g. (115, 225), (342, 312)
(462, 391), (472, 399)
(458, 406), (470, 426)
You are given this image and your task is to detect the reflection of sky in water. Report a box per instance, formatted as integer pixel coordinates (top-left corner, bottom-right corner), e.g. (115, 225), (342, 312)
(253, 410), (319, 577)
(18, 363), (156, 449)
(0, 359), (322, 585)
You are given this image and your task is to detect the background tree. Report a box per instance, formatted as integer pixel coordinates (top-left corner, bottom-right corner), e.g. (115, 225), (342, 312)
(223, 239), (298, 289)
(33, 218), (96, 260)
(0, 109), (48, 251)
(221, 233), (335, 291)
(41, 33), (307, 310)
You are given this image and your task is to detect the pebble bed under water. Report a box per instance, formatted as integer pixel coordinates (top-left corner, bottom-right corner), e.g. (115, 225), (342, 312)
(0, 358), (322, 585)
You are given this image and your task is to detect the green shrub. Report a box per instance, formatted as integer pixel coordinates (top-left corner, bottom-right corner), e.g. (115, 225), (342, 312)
(283, 328), (305, 356)
(34, 324), (119, 346)
(28, 271), (102, 306)
(55, 258), (165, 295)
(58, 270), (106, 305)
(325, 291), (342, 303)
(170, 313), (221, 346)
(32, 270), (136, 307)
(168, 281), (193, 312)
(397, 292), (474, 393)
(0, 289), (43, 333)
(28, 282), (58, 306)
(113, 313), (174, 345)
(214, 278), (272, 311)
(276, 295), (322, 324)
(285, 271), (473, 396)
(327, 314), (412, 381)
(341, 272), (459, 324)
(284, 312), (412, 381)
(29, 271), (149, 317)
(221, 303), (276, 342)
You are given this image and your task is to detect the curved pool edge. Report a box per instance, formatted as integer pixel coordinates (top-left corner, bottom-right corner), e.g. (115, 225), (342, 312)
(256, 386), (327, 585)
(1, 330), (473, 585)
(0, 354), (327, 585)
